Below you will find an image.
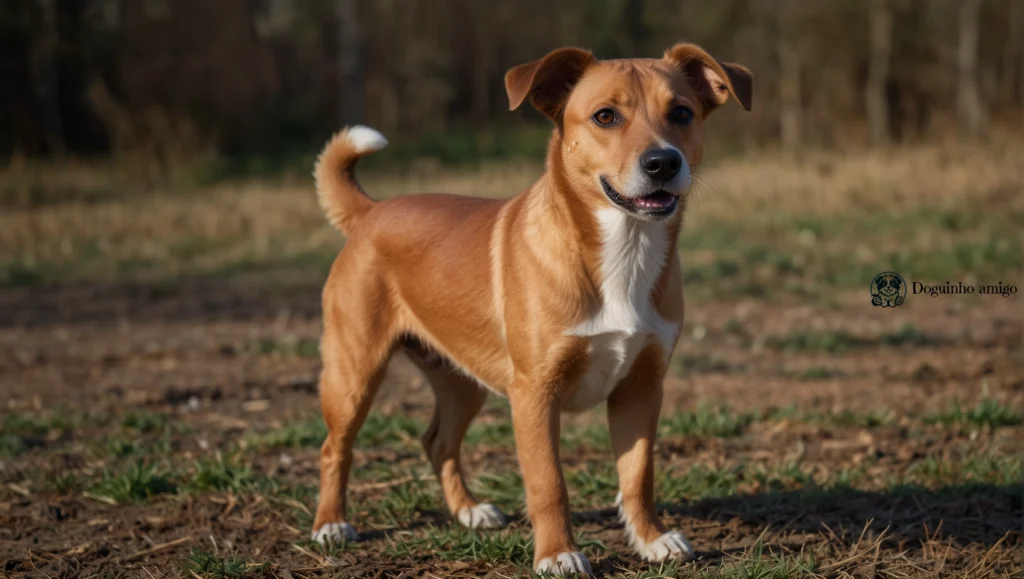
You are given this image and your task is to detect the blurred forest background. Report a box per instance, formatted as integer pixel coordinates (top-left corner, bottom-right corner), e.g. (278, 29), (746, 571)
(3, 6), (1024, 578)
(1, 0), (1021, 291)
(4, 0), (1024, 179)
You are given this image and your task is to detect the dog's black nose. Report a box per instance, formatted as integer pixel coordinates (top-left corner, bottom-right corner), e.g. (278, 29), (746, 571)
(640, 148), (683, 181)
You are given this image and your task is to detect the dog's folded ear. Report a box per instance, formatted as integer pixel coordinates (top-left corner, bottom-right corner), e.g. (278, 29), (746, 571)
(663, 43), (753, 115)
(505, 47), (595, 122)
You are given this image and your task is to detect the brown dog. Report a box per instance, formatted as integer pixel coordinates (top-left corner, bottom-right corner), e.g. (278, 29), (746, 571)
(309, 43), (752, 575)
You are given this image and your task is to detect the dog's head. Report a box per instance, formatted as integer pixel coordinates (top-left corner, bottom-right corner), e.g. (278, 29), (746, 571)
(506, 44), (752, 222)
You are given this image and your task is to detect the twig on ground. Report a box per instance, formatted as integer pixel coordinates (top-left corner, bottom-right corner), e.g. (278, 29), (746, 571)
(118, 536), (191, 562)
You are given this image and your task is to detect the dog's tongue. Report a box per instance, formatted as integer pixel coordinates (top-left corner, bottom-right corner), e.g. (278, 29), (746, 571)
(635, 191), (676, 209)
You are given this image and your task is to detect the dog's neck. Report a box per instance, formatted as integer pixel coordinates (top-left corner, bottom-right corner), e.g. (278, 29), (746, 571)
(517, 132), (682, 302)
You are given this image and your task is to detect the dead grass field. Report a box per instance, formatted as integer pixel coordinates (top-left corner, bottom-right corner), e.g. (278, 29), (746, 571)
(1, 141), (1022, 578)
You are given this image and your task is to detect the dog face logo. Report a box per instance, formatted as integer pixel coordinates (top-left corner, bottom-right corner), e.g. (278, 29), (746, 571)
(871, 272), (907, 307)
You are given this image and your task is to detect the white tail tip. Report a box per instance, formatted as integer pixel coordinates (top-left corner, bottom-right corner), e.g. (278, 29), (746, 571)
(346, 125), (388, 154)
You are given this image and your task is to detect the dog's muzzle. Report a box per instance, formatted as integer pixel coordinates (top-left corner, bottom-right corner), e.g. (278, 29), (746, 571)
(600, 176), (680, 218)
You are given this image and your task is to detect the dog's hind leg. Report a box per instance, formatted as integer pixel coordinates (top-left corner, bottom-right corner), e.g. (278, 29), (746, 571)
(405, 342), (508, 529)
(311, 264), (395, 544)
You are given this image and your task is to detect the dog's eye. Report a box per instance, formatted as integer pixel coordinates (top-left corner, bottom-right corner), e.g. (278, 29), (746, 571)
(670, 106), (694, 125)
(593, 108), (616, 126)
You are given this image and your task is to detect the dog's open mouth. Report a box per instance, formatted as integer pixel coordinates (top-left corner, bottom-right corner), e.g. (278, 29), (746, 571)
(600, 177), (679, 217)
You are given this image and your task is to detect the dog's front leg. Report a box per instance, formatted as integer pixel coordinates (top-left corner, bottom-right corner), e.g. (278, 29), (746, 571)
(607, 363), (694, 564)
(509, 386), (591, 576)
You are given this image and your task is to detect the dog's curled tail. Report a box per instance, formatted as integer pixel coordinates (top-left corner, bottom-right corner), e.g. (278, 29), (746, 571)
(314, 125), (388, 233)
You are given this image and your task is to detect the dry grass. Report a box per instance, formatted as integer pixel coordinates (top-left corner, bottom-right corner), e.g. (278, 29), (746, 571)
(2, 140), (1022, 575)
(2, 139), (1022, 290)
(689, 138), (1024, 219)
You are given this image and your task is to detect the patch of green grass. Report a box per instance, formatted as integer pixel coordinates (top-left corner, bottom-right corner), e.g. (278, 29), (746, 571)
(673, 354), (743, 377)
(0, 434), (25, 457)
(186, 454), (257, 492)
(384, 524), (535, 565)
(91, 461), (177, 503)
(179, 548), (270, 579)
(367, 476), (443, 525)
(566, 463), (619, 508)
(764, 405), (894, 428)
(749, 462), (812, 493)
(656, 452), (1019, 509)
(249, 336), (320, 358)
(244, 416), (325, 449)
(472, 471), (524, 514)
(356, 459), (422, 485)
(763, 330), (860, 354)
(832, 466), (867, 488)
(120, 410), (171, 433)
(465, 421), (515, 446)
(661, 403), (757, 438)
(764, 323), (942, 354)
(98, 432), (175, 459)
(468, 419), (607, 449)
(786, 366), (846, 381)
(678, 205), (1023, 299)
(1, 259), (44, 286)
(118, 410), (184, 436)
(45, 473), (83, 494)
(659, 464), (742, 501)
(814, 408), (894, 428)
(357, 413), (423, 447)
(383, 524), (603, 569)
(692, 541), (818, 578)
(723, 318), (748, 337)
(658, 461), (819, 502)
(907, 454), (1022, 486)
(561, 423), (610, 449)
(245, 412), (423, 450)
(104, 436), (144, 458)
(877, 323), (944, 347)
(1, 411), (76, 436)
(923, 397), (1023, 430)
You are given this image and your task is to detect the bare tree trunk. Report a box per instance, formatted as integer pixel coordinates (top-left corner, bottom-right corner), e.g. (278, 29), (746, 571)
(467, 1), (490, 125)
(34, 0), (66, 156)
(1015, 0), (1024, 127)
(865, 0), (892, 146)
(957, 0), (987, 139)
(336, 0), (363, 125)
(777, 5), (802, 150)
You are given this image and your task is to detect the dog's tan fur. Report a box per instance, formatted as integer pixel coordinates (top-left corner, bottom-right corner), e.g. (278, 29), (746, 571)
(310, 43), (752, 574)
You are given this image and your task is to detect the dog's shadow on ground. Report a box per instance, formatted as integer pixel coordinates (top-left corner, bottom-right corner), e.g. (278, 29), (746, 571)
(575, 482), (1021, 572)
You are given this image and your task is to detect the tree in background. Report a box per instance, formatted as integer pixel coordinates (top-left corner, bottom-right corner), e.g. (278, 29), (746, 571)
(865, 0), (893, 147)
(1, 0), (1022, 163)
(336, 0), (363, 126)
(958, 0), (988, 139)
(32, 0), (65, 157)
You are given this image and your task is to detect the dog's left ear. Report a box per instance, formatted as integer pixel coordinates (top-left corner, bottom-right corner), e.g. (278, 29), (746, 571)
(505, 47), (595, 122)
(664, 43), (753, 115)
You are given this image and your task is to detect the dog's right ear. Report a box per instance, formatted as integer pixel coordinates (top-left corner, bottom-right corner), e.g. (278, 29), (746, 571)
(505, 47), (595, 121)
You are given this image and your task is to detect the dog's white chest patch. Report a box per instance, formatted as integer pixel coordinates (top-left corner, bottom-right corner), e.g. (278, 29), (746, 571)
(563, 209), (679, 412)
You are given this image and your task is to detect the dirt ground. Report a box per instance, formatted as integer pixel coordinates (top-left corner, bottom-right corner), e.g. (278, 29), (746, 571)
(1, 272), (1021, 578)
(1, 144), (1022, 578)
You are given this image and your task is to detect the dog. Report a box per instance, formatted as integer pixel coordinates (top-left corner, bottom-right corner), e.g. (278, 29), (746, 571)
(309, 43), (752, 575)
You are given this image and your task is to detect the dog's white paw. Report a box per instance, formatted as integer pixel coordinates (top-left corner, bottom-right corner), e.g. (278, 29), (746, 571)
(311, 522), (358, 544)
(457, 503), (507, 529)
(535, 551), (592, 576)
(638, 530), (694, 563)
